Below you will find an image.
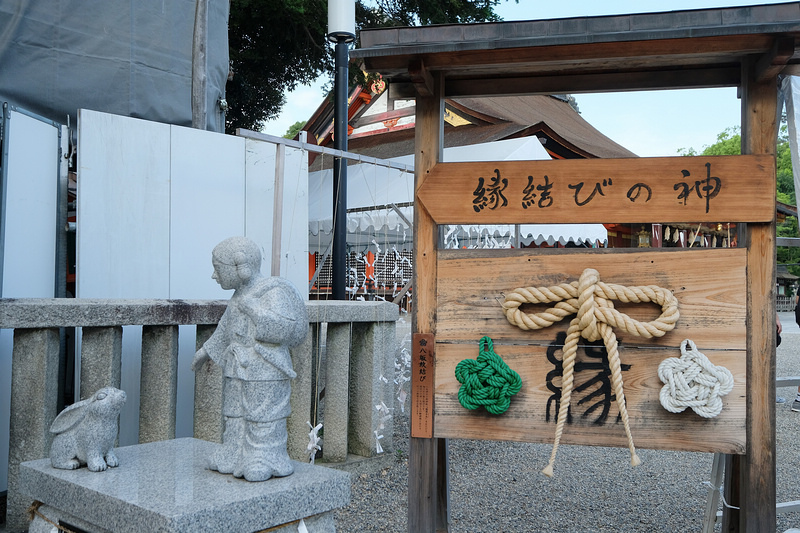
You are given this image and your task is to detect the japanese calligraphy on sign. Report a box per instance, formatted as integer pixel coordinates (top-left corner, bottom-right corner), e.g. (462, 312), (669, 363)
(417, 156), (774, 224)
(412, 333), (435, 438)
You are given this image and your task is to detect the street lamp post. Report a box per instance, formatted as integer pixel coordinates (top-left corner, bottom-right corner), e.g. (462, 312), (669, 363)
(327, 0), (355, 300)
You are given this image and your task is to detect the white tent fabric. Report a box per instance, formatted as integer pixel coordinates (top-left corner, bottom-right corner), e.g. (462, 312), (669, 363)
(308, 136), (608, 253)
(444, 224), (608, 249)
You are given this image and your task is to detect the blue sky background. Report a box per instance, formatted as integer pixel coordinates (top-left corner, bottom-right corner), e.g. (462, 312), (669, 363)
(261, 1), (783, 156)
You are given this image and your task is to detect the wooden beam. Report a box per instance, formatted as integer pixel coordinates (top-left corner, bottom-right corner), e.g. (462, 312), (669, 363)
(417, 156), (775, 225)
(444, 67), (741, 97)
(388, 82), (416, 100)
(392, 67), (741, 99)
(755, 37), (796, 83)
(409, 72), (448, 533)
(352, 106), (416, 128)
(739, 56), (778, 533)
(360, 34), (775, 80)
(409, 58), (434, 97)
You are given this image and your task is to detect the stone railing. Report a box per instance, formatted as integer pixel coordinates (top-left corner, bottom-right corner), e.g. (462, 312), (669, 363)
(1, 298), (398, 531)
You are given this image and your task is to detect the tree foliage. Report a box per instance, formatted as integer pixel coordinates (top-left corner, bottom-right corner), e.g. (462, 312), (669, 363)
(226, 0), (331, 134)
(284, 120), (307, 139)
(225, 0), (513, 133)
(677, 127), (742, 157)
(681, 124), (800, 275)
(361, 0), (503, 26)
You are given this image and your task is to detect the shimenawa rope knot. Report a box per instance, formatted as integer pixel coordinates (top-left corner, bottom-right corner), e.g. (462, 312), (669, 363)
(455, 336), (522, 415)
(658, 339), (733, 418)
(501, 268), (679, 477)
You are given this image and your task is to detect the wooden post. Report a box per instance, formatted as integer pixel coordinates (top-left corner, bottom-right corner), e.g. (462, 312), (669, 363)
(409, 71), (449, 533)
(740, 56), (778, 532)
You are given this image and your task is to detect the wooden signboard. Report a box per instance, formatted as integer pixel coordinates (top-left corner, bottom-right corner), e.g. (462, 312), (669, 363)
(435, 247), (746, 454)
(413, 155), (775, 457)
(417, 155), (774, 224)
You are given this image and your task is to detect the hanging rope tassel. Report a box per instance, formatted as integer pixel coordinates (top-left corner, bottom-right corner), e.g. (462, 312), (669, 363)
(502, 268), (679, 477)
(455, 336), (522, 415)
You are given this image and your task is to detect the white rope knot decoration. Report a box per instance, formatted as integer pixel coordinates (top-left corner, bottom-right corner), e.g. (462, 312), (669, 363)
(501, 268), (679, 477)
(658, 339), (733, 418)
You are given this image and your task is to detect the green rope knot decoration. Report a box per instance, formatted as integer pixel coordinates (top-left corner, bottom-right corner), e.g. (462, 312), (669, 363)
(455, 336), (522, 415)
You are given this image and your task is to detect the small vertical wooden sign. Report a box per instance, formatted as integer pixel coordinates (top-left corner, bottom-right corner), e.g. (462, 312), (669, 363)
(411, 333), (435, 438)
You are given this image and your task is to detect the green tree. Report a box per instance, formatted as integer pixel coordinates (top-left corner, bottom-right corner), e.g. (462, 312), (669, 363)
(677, 127), (742, 156)
(226, 0), (330, 134)
(681, 124), (799, 275)
(284, 120), (307, 139)
(226, 0), (514, 134)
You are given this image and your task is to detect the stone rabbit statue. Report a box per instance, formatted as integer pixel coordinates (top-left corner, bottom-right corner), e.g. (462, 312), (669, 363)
(49, 387), (126, 472)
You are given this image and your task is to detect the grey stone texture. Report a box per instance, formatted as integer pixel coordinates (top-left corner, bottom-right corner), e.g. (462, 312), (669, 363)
(7, 327), (61, 532)
(191, 236), (309, 482)
(324, 323), (352, 463)
(79, 326), (122, 401)
(49, 387), (126, 472)
(0, 298), (228, 328)
(305, 301), (398, 324)
(28, 504), (338, 533)
(288, 324), (314, 461)
(349, 321), (396, 457)
(0, 298), (398, 329)
(20, 438), (351, 533)
(2, 296), (398, 527)
(139, 325), (179, 443)
(192, 323), (224, 443)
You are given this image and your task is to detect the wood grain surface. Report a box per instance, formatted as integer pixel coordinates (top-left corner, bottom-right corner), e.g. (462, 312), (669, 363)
(417, 155), (774, 225)
(433, 247), (747, 454)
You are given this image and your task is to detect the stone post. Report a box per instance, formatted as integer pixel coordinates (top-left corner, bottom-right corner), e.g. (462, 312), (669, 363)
(7, 328), (60, 531)
(349, 321), (396, 457)
(193, 324), (223, 443)
(323, 323), (351, 462)
(288, 324), (314, 461)
(139, 325), (179, 443)
(80, 326), (122, 400)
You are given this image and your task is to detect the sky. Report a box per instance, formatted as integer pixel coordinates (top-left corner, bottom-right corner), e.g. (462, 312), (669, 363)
(260, 0), (785, 156)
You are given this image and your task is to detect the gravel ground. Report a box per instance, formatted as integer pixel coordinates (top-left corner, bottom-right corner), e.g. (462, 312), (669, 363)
(333, 312), (800, 533)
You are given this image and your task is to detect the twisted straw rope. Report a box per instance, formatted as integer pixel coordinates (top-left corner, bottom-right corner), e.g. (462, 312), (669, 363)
(502, 268), (679, 477)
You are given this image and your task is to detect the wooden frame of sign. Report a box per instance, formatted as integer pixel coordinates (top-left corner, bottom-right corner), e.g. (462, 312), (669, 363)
(407, 67), (777, 531)
(350, 8), (798, 530)
(414, 150), (776, 449)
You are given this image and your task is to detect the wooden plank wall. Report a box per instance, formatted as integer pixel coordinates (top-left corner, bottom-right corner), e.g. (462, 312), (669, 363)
(434, 247), (747, 454)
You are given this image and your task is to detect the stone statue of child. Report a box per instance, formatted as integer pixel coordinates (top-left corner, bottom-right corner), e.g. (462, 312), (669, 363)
(191, 236), (308, 482)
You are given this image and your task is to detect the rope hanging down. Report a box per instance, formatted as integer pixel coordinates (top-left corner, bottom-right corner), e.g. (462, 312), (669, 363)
(501, 268), (679, 477)
(658, 339), (733, 418)
(455, 336), (522, 415)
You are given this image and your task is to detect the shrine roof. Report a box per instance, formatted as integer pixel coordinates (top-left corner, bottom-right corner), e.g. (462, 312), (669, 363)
(352, 3), (800, 96)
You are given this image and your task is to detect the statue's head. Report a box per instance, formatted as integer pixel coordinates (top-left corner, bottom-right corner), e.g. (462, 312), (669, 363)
(211, 236), (262, 290)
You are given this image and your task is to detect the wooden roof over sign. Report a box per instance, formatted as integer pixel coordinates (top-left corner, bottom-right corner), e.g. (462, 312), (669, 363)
(351, 3), (800, 97)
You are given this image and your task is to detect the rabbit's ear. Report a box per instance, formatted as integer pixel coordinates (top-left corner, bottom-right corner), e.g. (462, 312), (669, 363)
(49, 397), (92, 434)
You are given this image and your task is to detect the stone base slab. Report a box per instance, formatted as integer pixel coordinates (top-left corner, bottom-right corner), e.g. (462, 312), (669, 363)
(19, 438), (350, 533)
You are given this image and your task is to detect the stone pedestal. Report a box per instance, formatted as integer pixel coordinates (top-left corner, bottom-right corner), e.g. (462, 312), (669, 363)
(19, 438), (350, 533)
